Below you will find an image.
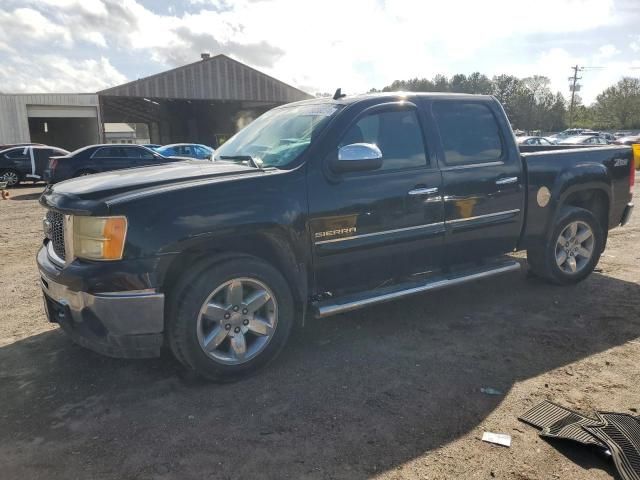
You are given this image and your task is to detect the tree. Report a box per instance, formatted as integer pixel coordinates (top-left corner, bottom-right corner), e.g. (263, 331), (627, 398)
(592, 77), (640, 129)
(374, 73), (636, 131)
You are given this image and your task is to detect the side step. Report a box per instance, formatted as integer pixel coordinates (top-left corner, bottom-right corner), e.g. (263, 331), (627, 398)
(312, 259), (521, 318)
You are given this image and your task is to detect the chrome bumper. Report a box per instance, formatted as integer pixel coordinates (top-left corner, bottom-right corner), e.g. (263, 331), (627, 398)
(40, 273), (165, 358)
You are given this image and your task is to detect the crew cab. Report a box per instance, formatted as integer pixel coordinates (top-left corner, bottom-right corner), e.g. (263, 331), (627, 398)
(37, 93), (635, 381)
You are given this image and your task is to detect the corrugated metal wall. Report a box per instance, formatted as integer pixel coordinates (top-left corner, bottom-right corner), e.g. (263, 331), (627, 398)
(99, 55), (311, 103)
(0, 94), (99, 144)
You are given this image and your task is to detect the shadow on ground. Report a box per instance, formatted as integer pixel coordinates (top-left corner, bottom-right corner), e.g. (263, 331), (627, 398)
(1, 267), (636, 479)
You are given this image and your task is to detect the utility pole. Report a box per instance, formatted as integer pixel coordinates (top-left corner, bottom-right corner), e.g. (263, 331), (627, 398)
(568, 65), (583, 128)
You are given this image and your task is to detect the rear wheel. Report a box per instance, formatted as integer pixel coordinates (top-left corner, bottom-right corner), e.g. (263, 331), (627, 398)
(0, 169), (20, 187)
(167, 257), (294, 381)
(527, 206), (603, 284)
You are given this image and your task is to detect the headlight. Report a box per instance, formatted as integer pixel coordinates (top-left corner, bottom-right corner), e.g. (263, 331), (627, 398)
(71, 216), (128, 261)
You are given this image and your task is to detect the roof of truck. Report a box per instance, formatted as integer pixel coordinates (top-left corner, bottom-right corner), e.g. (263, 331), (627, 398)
(282, 91), (495, 108)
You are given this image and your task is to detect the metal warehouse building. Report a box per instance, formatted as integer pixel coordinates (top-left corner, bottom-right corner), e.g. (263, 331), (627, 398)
(0, 54), (312, 150)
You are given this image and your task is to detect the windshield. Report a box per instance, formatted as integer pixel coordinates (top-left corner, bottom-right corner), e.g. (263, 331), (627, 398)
(214, 103), (342, 168)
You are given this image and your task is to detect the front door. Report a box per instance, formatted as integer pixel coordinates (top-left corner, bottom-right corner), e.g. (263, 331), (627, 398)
(308, 102), (445, 295)
(430, 100), (524, 264)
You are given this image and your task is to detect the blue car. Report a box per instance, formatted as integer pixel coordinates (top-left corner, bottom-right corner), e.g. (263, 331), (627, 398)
(155, 143), (214, 160)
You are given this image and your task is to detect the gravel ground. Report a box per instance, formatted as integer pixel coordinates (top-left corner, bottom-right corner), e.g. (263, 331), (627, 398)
(0, 183), (639, 480)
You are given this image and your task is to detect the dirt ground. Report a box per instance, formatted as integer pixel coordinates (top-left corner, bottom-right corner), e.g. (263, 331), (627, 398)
(1, 182), (639, 480)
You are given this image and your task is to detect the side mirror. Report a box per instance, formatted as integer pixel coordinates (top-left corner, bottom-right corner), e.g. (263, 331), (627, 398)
(332, 143), (383, 173)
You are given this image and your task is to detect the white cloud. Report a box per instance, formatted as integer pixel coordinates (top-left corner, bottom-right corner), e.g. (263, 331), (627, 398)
(0, 7), (72, 48)
(0, 55), (126, 92)
(0, 0), (635, 101)
(631, 35), (640, 52)
(595, 44), (620, 59)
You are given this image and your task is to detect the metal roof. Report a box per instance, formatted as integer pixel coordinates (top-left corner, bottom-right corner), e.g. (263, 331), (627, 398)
(98, 54), (312, 103)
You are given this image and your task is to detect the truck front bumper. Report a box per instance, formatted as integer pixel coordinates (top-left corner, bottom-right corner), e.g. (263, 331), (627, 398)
(37, 245), (165, 358)
(621, 202), (634, 226)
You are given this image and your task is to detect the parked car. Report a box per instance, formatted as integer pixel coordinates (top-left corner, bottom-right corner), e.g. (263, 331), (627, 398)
(154, 143), (214, 160)
(0, 145), (69, 186)
(613, 135), (640, 146)
(614, 131), (633, 139)
(44, 144), (187, 184)
(516, 136), (556, 146)
(558, 135), (610, 146)
(599, 132), (617, 143)
(38, 93), (635, 381)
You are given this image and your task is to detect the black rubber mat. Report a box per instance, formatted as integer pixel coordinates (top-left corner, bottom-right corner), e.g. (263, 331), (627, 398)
(519, 400), (606, 447)
(584, 412), (640, 480)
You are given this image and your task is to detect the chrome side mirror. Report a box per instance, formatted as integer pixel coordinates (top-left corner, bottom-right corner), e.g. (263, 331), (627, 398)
(333, 143), (383, 173)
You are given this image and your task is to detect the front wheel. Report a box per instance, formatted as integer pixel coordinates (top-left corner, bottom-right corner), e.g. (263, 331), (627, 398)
(167, 257), (294, 381)
(0, 169), (20, 187)
(527, 206), (604, 284)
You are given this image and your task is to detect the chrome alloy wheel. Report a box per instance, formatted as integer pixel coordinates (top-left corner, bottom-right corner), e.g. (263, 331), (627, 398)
(196, 278), (278, 365)
(555, 220), (595, 274)
(2, 171), (18, 186)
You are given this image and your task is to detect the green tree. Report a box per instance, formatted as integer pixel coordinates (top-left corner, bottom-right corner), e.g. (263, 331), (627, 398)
(592, 77), (640, 129)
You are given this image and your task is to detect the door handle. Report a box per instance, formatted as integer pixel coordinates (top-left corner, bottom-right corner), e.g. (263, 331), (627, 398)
(408, 187), (439, 196)
(495, 176), (518, 186)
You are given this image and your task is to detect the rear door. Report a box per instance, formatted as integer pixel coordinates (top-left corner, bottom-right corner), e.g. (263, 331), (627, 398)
(122, 146), (160, 166)
(308, 101), (445, 295)
(91, 146), (129, 171)
(33, 148), (60, 177)
(430, 99), (524, 264)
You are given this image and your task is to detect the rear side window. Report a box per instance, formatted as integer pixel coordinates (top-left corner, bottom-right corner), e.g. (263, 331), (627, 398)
(123, 147), (155, 160)
(432, 102), (504, 166)
(340, 109), (427, 171)
(93, 147), (124, 158)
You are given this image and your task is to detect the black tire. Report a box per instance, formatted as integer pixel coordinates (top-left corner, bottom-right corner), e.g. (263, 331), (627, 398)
(527, 206), (604, 285)
(73, 169), (96, 177)
(0, 169), (21, 187)
(167, 256), (294, 382)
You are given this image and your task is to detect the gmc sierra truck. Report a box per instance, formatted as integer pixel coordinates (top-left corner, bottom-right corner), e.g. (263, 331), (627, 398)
(37, 93), (635, 381)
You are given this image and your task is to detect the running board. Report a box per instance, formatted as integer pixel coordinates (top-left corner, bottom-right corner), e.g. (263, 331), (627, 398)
(312, 259), (521, 318)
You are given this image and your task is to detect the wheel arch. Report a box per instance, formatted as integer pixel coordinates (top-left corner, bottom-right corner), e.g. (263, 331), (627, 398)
(555, 185), (610, 249)
(158, 231), (309, 325)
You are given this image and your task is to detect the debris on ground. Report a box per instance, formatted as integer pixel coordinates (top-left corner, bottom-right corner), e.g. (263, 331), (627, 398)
(482, 432), (512, 448)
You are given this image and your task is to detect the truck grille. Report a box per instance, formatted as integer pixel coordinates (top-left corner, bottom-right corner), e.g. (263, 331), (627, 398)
(45, 210), (66, 261)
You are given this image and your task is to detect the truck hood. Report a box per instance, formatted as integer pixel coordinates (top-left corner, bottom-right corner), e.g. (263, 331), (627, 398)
(40, 160), (263, 215)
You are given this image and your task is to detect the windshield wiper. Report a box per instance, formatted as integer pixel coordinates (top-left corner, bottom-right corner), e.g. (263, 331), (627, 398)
(219, 155), (263, 169)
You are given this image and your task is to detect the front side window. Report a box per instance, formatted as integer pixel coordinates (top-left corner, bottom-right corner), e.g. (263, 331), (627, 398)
(432, 101), (504, 166)
(4, 148), (28, 159)
(214, 103), (342, 168)
(339, 109), (428, 171)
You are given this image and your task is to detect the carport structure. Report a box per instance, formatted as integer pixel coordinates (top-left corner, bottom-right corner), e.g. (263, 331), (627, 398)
(98, 54), (312, 147)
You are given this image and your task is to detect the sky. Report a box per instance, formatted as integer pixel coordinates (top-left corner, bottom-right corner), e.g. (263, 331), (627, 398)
(1, 0), (639, 104)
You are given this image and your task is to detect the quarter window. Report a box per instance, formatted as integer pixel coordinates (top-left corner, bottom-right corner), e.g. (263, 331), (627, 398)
(340, 109), (427, 171)
(432, 102), (504, 166)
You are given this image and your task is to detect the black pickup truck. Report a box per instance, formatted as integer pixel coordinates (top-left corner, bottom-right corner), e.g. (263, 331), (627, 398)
(37, 93), (635, 381)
